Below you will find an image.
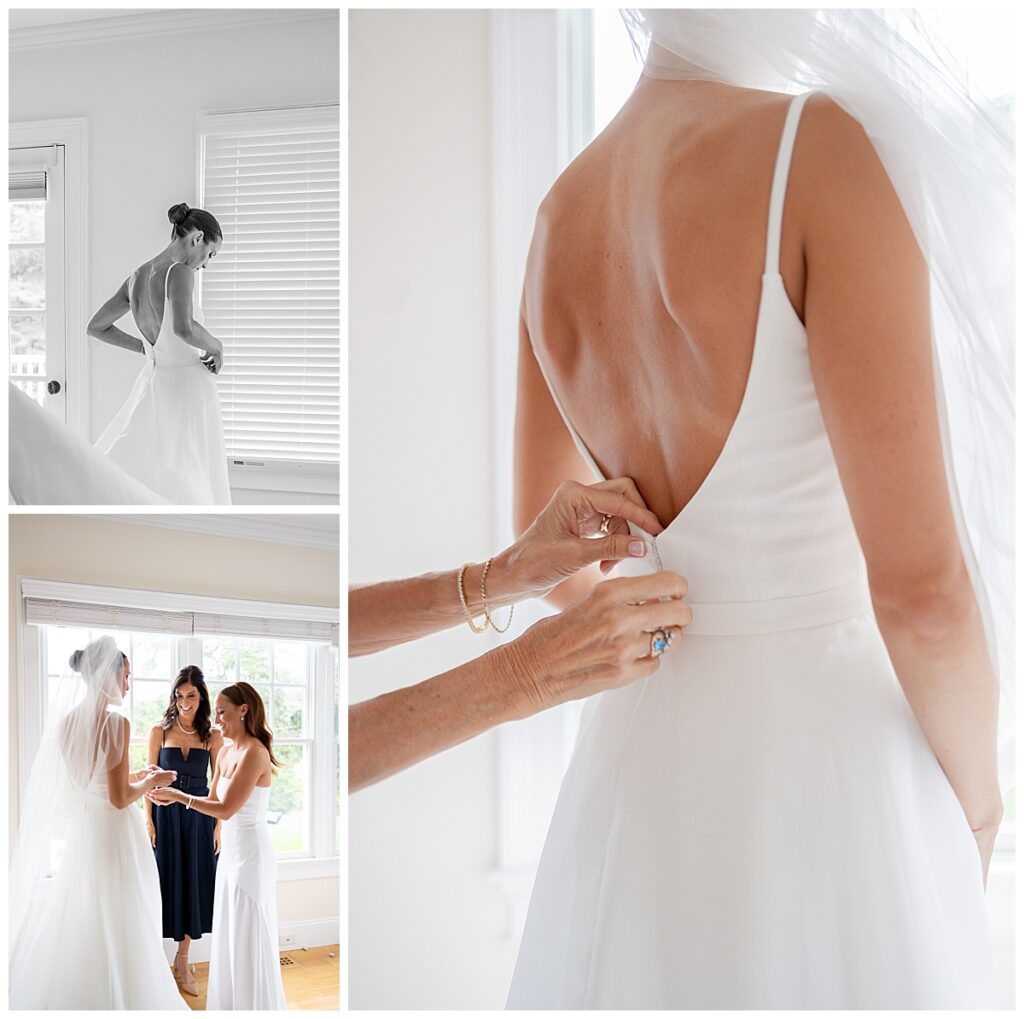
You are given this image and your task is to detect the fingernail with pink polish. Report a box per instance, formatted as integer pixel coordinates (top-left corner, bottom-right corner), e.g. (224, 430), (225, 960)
(629, 540), (647, 556)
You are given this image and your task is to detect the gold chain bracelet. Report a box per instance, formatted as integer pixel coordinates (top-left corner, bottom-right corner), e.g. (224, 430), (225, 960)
(480, 557), (514, 634)
(457, 563), (489, 633)
(457, 559), (515, 634)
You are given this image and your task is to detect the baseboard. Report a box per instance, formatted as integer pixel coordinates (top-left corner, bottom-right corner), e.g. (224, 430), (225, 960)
(162, 917), (340, 965)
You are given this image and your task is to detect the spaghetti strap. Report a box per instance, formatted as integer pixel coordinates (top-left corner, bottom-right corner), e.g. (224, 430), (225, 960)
(763, 91), (815, 275)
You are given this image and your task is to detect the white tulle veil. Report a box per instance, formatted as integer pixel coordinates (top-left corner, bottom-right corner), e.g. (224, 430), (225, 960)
(621, 9), (1014, 699)
(9, 635), (129, 961)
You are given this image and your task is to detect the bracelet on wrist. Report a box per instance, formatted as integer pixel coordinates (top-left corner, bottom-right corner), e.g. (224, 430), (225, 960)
(457, 559), (515, 634)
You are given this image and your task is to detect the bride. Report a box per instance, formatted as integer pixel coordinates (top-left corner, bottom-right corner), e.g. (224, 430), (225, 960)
(148, 681), (288, 1009)
(506, 9), (1009, 1010)
(86, 202), (231, 504)
(9, 637), (186, 1009)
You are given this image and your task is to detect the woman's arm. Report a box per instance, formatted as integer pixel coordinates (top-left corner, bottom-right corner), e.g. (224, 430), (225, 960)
(87, 279), (145, 354)
(107, 718), (176, 809)
(799, 98), (1002, 871)
(167, 264), (224, 370)
(350, 570), (691, 791)
(149, 745), (266, 821)
(514, 310), (605, 609)
(143, 724), (162, 845)
(350, 478), (661, 657)
(209, 731), (224, 853)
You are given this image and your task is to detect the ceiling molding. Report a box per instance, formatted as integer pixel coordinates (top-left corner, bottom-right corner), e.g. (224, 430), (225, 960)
(10, 9), (338, 52)
(84, 514), (339, 551)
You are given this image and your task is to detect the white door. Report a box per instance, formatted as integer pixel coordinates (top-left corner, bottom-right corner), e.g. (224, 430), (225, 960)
(9, 144), (67, 422)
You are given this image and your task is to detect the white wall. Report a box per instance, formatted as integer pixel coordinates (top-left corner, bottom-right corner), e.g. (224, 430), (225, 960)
(349, 9), (520, 1010)
(9, 12), (339, 503)
(8, 514), (339, 943)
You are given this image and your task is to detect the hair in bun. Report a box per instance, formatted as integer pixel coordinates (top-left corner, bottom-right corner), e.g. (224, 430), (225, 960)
(167, 202), (190, 226)
(68, 649), (85, 672)
(166, 202), (223, 243)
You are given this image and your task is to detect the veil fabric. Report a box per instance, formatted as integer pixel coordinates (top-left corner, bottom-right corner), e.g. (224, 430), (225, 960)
(9, 636), (188, 1008)
(9, 636), (128, 957)
(622, 8), (1014, 699)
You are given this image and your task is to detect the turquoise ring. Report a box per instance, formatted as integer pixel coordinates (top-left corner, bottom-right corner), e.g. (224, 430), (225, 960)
(650, 628), (673, 657)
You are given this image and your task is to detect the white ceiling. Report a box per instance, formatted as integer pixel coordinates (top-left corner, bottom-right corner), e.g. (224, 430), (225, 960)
(9, 9), (160, 31)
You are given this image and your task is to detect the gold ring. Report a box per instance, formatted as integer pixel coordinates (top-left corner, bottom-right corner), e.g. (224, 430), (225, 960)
(599, 513), (613, 534)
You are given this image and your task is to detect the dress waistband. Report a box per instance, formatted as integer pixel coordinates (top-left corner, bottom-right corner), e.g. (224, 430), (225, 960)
(172, 774), (209, 792)
(684, 581), (873, 636)
(154, 356), (202, 368)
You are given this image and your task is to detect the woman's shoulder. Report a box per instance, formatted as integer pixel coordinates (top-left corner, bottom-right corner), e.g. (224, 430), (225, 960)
(148, 721), (166, 739)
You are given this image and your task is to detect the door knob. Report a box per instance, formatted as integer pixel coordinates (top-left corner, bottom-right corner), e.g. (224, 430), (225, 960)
(47, 380), (61, 395)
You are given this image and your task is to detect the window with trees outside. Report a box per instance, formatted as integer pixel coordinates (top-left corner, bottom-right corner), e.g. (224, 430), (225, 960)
(39, 625), (339, 861)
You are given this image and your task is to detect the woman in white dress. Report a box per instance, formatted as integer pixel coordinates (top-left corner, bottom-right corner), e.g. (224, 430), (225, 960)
(506, 10), (1009, 1010)
(9, 637), (186, 1009)
(149, 681), (287, 1010)
(86, 202), (231, 504)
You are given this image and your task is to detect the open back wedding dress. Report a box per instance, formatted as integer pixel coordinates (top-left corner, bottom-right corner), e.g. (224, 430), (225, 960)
(95, 260), (231, 504)
(506, 92), (997, 1009)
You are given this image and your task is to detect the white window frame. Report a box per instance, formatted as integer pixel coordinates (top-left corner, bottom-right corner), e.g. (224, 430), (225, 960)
(489, 8), (593, 937)
(9, 118), (88, 434)
(195, 103), (340, 499)
(16, 576), (339, 881)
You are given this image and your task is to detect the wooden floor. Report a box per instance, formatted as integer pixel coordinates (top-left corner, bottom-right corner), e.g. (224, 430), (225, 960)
(178, 945), (340, 1010)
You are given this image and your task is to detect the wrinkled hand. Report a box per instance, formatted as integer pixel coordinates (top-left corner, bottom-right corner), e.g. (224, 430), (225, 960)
(504, 570), (691, 713)
(201, 348), (223, 375)
(505, 479), (664, 598)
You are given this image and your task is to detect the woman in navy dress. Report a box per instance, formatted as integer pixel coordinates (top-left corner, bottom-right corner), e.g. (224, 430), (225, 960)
(145, 665), (224, 996)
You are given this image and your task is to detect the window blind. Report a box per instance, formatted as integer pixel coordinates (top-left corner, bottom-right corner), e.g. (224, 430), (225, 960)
(198, 107), (339, 468)
(8, 169), (47, 202)
(25, 598), (339, 646)
(192, 612), (338, 645)
(25, 598), (194, 635)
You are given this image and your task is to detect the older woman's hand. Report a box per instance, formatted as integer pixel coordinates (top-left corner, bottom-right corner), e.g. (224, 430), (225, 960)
(501, 570), (691, 714)
(503, 478), (663, 599)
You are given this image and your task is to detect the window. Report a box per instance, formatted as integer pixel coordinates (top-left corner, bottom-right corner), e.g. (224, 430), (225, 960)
(197, 105), (340, 492)
(8, 145), (63, 413)
(20, 579), (339, 871)
(9, 119), (88, 433)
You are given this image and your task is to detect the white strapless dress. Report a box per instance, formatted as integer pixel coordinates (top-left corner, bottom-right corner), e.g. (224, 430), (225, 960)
(506, 91), (998, 1009)
(96, 260), (231, 504)
(205, 778), (287, 1010)
(9, 777), (186, 1009)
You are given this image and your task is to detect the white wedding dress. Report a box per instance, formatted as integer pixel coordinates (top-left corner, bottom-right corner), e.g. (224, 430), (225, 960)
(506, 92), (997, 1009)
(95, 260), (231, 504)
(9, 774), (186, 1009)
(9, 382), (168, 504)
(206, 777), (287, 1010)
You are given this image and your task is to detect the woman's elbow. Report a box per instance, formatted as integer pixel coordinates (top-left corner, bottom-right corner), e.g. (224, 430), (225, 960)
(870, 559), (980, 643)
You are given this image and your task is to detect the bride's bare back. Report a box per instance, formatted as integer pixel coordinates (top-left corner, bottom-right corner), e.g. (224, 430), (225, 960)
(515, 77), (960, 610)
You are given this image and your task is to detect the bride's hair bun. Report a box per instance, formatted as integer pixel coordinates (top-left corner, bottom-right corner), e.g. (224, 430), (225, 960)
(167, 202), (190, 226)
(69, 649), (85, 672)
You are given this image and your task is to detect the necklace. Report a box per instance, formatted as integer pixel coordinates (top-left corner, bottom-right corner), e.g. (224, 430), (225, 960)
(176, 717), (197, 736)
